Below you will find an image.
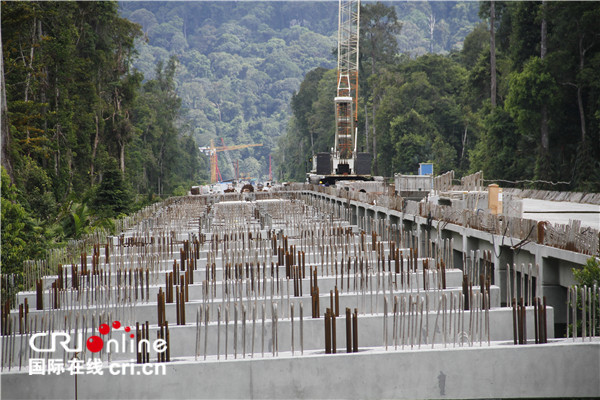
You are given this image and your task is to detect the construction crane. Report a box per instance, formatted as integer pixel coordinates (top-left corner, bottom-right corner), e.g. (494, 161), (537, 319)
(220, 138), (236, 180)
(335, 0), (360, 164)
(309, 0), (372, 185)
(199, 139), (262, 183)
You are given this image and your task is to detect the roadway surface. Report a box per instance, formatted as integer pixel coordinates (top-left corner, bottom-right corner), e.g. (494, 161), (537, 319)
(522, 198), (600, 230)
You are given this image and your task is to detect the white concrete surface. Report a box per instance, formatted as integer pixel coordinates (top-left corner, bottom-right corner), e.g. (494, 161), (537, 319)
(522, 198), (600, 229)
(5, 192), (598, 400)
(2, 339), (598, 399)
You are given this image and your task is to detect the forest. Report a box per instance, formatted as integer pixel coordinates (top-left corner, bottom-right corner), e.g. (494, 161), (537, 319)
(1, 2), (200, 273)
(278, 1), (600, 190)
(2, 1), (599, 276)
(119, 1), (480, 181)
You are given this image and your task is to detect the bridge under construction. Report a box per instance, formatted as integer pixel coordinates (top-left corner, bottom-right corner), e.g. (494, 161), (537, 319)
(1, 181), (599, 399)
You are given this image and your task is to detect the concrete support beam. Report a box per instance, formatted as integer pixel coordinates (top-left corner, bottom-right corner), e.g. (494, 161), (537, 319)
(3, 341), (597, 399)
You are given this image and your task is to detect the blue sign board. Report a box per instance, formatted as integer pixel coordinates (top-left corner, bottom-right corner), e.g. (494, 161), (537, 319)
(418, 163), (433, 176)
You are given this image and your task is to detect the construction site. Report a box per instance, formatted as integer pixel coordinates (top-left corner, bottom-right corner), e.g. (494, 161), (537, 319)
(1, 178), (599, 399)
(1, 0), (599, 398)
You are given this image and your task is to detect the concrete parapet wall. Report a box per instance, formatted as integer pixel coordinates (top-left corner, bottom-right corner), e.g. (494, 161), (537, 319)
(505, 188), (600, 205)
(3, 340), (597, 399)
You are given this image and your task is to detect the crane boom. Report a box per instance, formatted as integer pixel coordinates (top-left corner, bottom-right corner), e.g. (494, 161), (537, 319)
(199, 140), (263, 183)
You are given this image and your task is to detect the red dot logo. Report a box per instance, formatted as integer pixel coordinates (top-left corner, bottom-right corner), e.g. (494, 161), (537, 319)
(130, 334), (134, 338)
(112, 321), (121, 329)
(99, 323), (110, 335)
(124, 326), (131, 333)
(86, 336), (104, 353)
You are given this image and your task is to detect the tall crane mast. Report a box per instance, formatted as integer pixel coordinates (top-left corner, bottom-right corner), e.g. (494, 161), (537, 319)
(308, 0), (371, 184)
(333, 0), (360, 174)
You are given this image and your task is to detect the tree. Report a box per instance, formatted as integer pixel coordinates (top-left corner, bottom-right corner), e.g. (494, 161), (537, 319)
(360, 2), (402, 171)
(490, 1), (497, 108)
(571, 257), (600, 337)
(505, 57), (557, 183)
(545, 2), (600, 190)
(469, 107), (533, 183)
(1, 167), (47, 274)
(92, 159), (131, 217)
(360, 2), (402, 78)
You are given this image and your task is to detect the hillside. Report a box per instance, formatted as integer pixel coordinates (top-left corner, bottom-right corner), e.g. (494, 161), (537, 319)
(277, 1), (600, 191)
(119, 1), (481, 180)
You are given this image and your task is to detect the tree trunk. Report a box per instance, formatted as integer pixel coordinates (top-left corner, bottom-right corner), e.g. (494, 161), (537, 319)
(372, 102), (377, 175)
(53, 73), (59, 177)
(24, 17), (36, 103)
(576, 85), (586, 143)
(23, 16), (38, 153)
(428, 11), (436, 53)
(91, 115), (100, 185)
(0, 25), (14, 181)
(119, 140), (126, 173)
(364, 103), (369, 153)
(540, 1), (549, 152)
(576, 34), (587, 143)
(490, 1), (497, 108)
(461, 125), (468, 161)
(540, 2), (547, 59)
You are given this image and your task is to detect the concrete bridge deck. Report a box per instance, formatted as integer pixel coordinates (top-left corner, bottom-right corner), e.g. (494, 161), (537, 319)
(2, 190), (598, 399)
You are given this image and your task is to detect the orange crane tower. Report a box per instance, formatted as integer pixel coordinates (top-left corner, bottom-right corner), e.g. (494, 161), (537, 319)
(199, 139), (262, 183)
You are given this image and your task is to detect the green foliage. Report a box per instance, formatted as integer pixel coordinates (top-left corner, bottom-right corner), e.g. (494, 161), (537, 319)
(58, 200), (116, 240)
(92, 159), (132, 217)
(396, 2), (480, 57)
(128, 57), (200, 195)
(277, 67), (334, 181)
(371, 55), (470, 176)
(506, 58), (556, 138)
(120, 2), (340, 181)
(570, 257), (600, 337)
(279, 1), (600, 188)
(172, 186), (187, 197)
(119, 2), (480, 181)
(1, 2), (204, 276)
(16, 157), (57, 220)
(1, 169), (28, 273)
(469, 106), (533, 182)
(361, 2), (402, 78)
(573, 258), (600, 288)
(59, 202), (93, 240)
(1, 167), (47, 274)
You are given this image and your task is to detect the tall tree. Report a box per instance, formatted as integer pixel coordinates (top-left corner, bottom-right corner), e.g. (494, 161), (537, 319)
(360, 2), (402, 175)
(539, 1), (550, 182)
(0, 24), (12, 180)
(547, 2), (600, 189)
(490, 1), (497, 108)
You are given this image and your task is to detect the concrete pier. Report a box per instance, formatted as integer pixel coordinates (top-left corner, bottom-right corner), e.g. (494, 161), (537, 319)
(1, 191), (597, 399)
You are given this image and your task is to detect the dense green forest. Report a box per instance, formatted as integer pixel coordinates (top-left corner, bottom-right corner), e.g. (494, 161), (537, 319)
(278, 1), (600, 191)
(1, 2), (199, 273)
(2, 1), (599, 276)
(118, 1), (339, 181)
(119, 1), (480, 181)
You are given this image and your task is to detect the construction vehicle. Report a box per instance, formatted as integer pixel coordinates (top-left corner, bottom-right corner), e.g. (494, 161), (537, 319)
(199, 139), (262, 183)
(308, 0), (372, 185)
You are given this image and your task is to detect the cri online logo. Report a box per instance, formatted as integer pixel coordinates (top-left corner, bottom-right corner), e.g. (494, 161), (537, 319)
(85, 320), (132, 353)
(29, 320), (167, 354)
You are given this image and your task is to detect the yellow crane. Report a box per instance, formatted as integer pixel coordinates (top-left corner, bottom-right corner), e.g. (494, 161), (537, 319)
(199, 139), (262, 183)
